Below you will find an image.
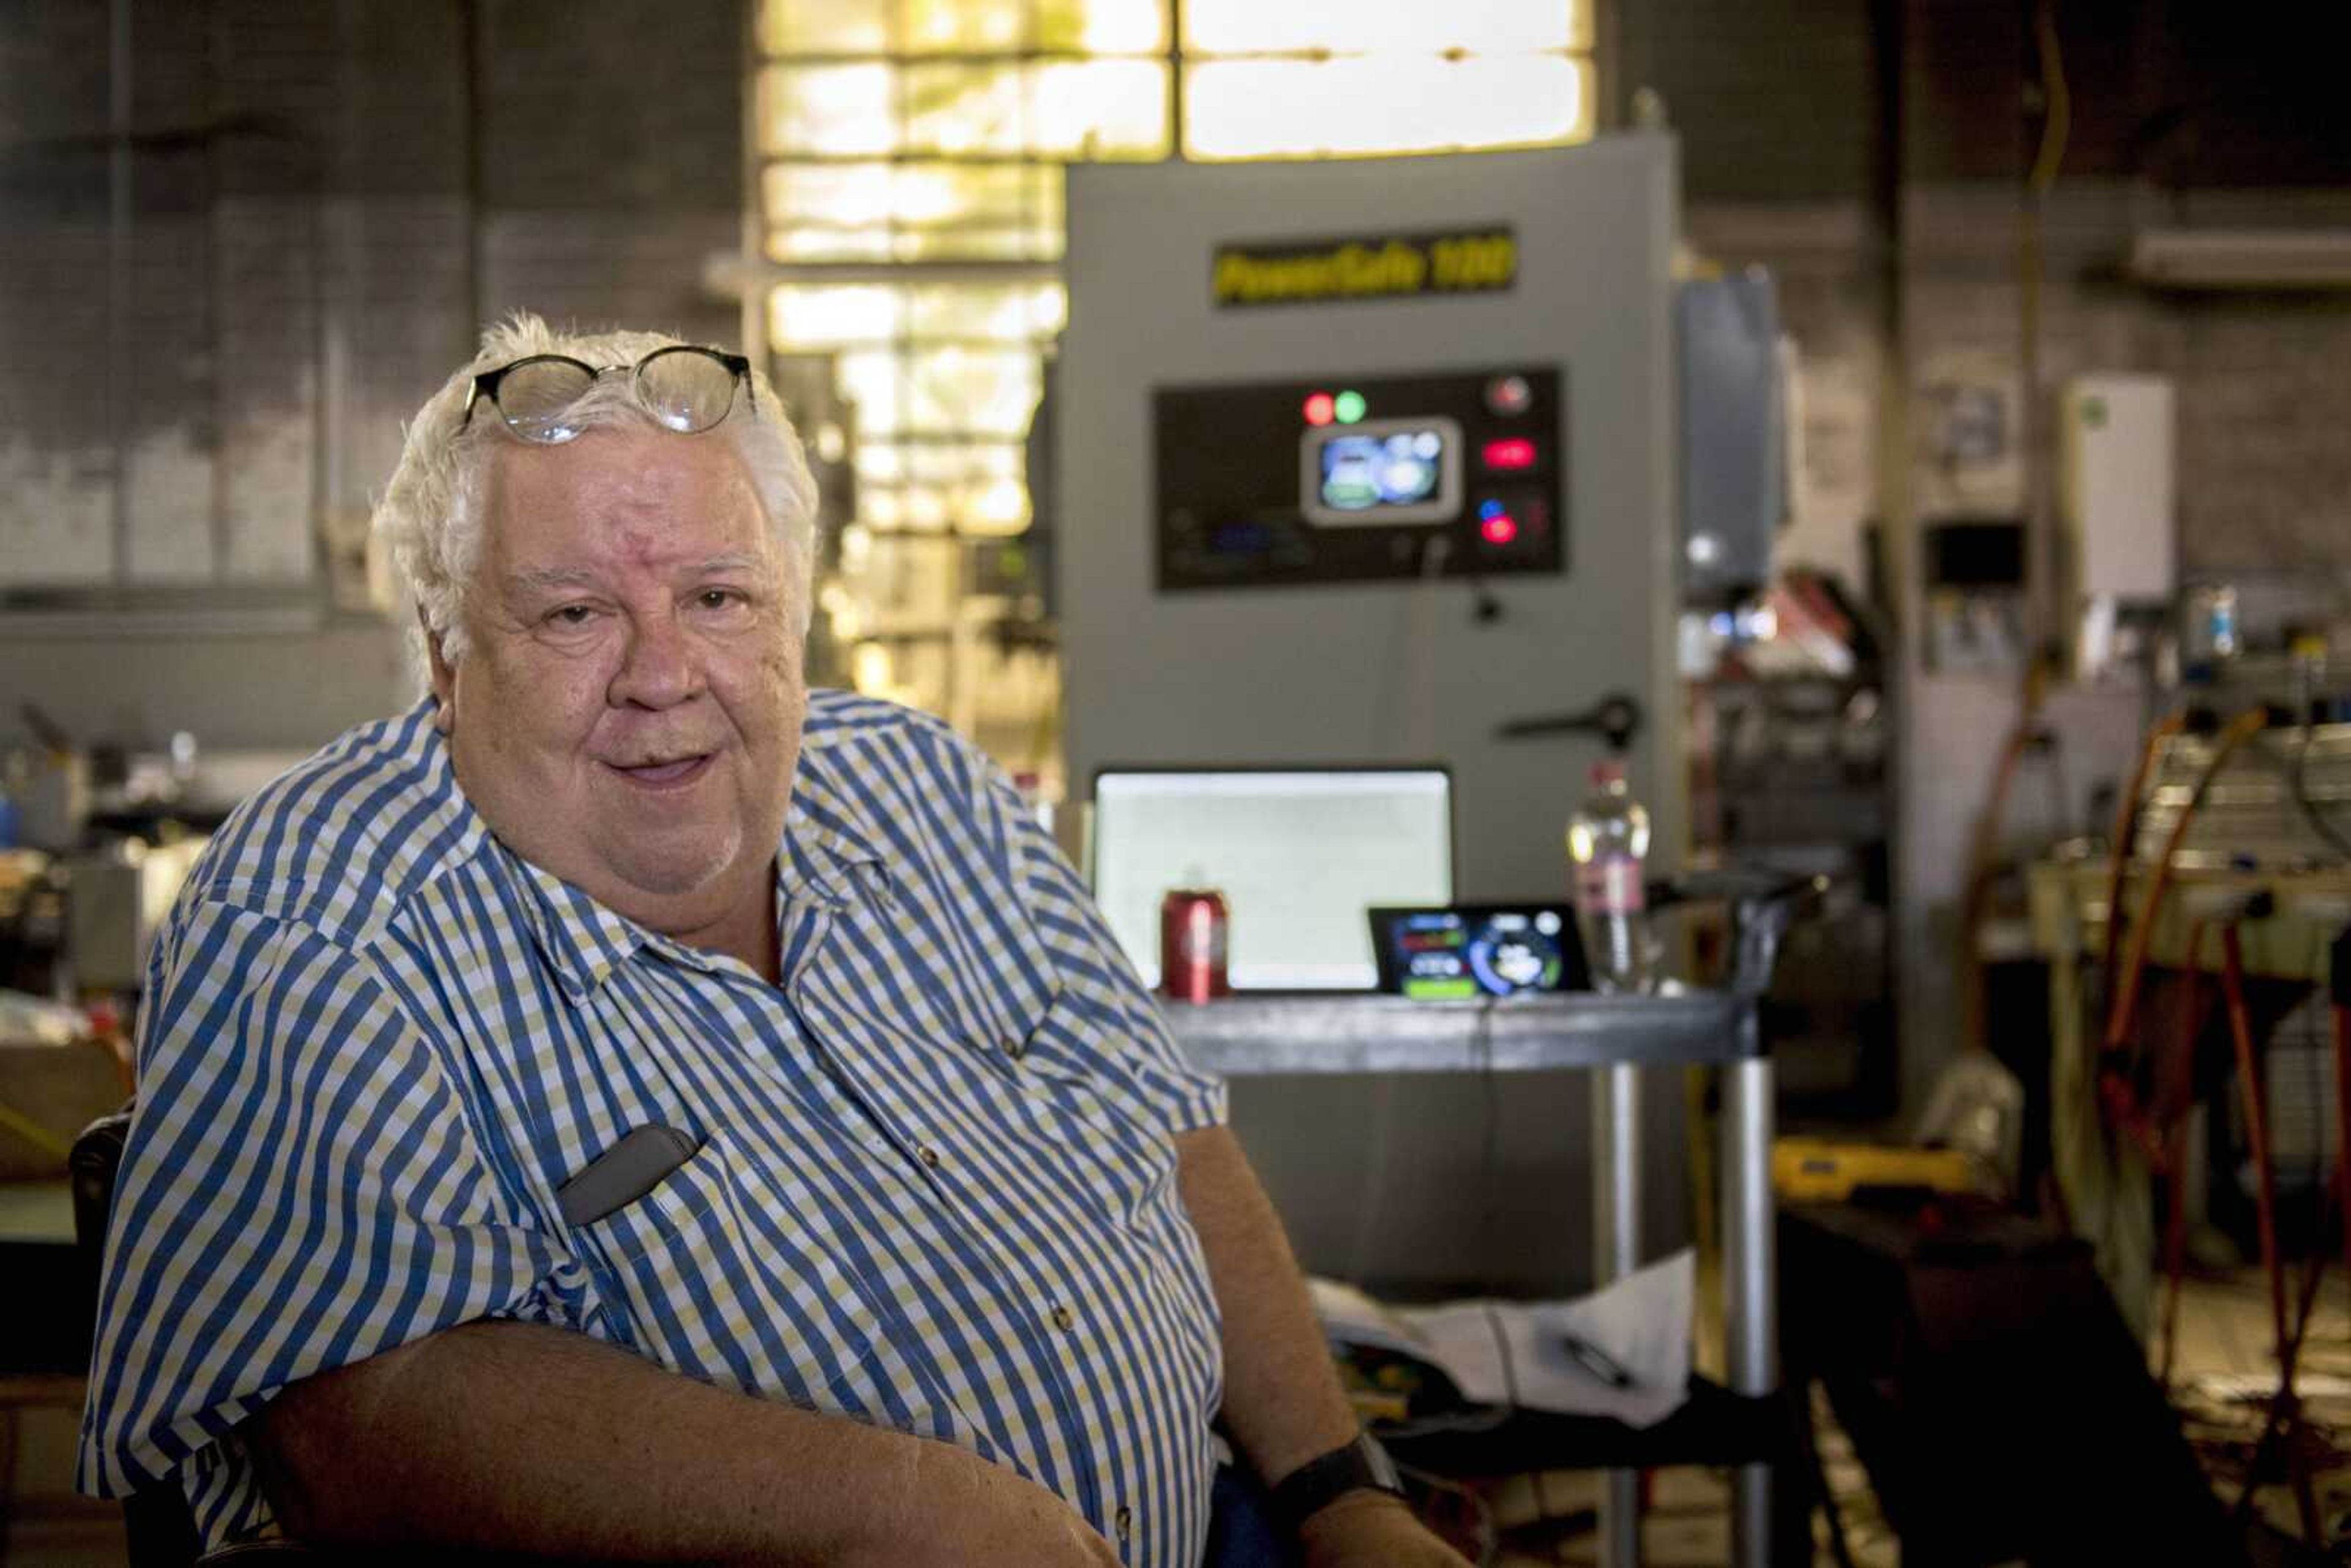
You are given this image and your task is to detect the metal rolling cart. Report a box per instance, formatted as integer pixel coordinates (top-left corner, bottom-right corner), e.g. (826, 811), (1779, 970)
(1163, 878), (1813, 1568)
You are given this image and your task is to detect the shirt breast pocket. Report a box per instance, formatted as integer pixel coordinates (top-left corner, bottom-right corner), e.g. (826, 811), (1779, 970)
(566, 1131), (895, 1414)
(571, 1131), (728, 1265)
(1007, 1012), (1184, 1230)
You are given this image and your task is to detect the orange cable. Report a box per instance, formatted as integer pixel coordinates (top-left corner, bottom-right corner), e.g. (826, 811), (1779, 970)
(2098, 713), (2186, 1017)
(2156, 920), (2205, 1392)
(2222, 925), (2289, 1367)
(2220, 923), (2314, 1555)
(2105, 710), (2267, 1055)
(2334, 1003), (2351, 1313)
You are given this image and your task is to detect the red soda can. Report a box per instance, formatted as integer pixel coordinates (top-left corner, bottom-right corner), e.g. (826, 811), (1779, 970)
(1158, 888), (1230, 1003)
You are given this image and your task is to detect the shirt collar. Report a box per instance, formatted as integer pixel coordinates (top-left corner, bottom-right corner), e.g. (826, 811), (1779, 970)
(502, 743), (896, 1001)
(500, 847), (666, 1000)
(776, 740), (894, 913)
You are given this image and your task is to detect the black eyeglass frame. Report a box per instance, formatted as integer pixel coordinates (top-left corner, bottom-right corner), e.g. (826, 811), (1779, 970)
(462, 346), (758, 441)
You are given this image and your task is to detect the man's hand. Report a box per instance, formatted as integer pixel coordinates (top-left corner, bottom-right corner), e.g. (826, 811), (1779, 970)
(1296, 1493), (1474, 1568)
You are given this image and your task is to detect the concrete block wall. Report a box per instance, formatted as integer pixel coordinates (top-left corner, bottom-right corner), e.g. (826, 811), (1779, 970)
(2, 2), (122, 584)
(1639, 0), (2351, 576)
(0, 0), (743, 753)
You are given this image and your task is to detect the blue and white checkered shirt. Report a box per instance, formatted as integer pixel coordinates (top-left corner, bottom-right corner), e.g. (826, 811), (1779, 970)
(80, 691), (1229, 1565)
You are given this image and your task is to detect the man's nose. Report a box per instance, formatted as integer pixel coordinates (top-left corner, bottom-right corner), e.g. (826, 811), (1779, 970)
(607, 612), (702, 709)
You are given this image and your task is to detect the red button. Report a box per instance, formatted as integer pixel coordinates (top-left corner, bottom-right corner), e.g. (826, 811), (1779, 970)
(1483, 438), (1537, 470)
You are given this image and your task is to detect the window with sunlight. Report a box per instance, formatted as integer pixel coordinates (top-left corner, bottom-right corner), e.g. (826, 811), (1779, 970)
(752, 0), (1594, 767)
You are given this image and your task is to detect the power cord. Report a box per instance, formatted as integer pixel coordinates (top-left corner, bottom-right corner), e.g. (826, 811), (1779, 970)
(1359, 1003), (1511, 1447)
(1464, 568), (1504, 626)
(2307, 926), (2330, 1213)
(1342, 1077), (1403, 1289)
(1474, 997), (1501, 1234)
(1368, 999), (1510, 1447)
(1468, 996), (1563, 1529)
(2287, 710), (2351, 862)
(2229, 1177), (2336, 1536)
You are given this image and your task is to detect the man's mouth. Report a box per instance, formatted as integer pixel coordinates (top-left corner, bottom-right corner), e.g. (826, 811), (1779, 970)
(607, 752), (716, 787)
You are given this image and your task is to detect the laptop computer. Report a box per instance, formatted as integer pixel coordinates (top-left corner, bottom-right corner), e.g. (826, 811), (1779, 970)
(1087, 765), (1453, 992)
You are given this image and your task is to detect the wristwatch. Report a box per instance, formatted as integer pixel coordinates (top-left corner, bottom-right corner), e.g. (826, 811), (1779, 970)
(1269, 1433), (1408, 1532)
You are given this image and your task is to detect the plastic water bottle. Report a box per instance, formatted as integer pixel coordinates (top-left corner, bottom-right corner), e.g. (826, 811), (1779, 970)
(1567, 760), (1659, 994)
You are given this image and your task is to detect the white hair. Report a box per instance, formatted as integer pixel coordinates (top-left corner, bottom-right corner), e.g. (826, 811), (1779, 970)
(373, 313), (819, 672)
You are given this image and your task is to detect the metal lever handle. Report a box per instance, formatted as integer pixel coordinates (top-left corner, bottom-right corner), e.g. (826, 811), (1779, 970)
(1728, 876), (1828, 1001)
(1649, 870), (1829, 1000)
(1495, 692), (1643, 754)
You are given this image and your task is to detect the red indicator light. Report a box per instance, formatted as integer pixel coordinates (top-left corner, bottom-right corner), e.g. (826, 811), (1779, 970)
(1303, 392), (1336, 426)
(1485, 374), (1534, 415)
(1483, 438), (1537, 470)
(1480, 514), (1520, 546)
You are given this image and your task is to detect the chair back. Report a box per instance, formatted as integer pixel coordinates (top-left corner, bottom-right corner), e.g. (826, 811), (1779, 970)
(72, 1102), (204, 1568)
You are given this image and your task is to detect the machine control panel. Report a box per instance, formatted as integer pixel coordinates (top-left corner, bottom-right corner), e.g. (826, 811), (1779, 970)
(1152, 366), (1565, 593)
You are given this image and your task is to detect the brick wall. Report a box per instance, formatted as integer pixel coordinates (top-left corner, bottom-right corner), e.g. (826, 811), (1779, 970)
(1621, 0), (1879, 201)
(477, 0), (743, 211)
(0, 0), (744, 749)
(1633, 0), (2351, 572)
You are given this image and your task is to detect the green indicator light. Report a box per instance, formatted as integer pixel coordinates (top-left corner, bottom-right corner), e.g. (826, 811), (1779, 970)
(1405, 977), (1480, 1000)
(1333, 389), (1368, 424)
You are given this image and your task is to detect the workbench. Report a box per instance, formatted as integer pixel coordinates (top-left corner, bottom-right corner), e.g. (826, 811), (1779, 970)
(2027, 856), (2347, 1332)
(1165, 991), (1779, 1568)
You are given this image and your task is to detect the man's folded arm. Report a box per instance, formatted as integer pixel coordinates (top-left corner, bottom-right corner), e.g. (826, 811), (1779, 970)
(249, 1316), (1120, 1567)
(1176, 1125), (1472, 1567)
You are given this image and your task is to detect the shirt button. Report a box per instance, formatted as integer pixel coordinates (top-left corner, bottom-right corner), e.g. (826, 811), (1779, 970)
(1007, 1038), (1026, 1059)
(917, 1143), (941, 1169)
(1114, 1504), (1132, 1541)
(1050, 1304), (1074, 1331)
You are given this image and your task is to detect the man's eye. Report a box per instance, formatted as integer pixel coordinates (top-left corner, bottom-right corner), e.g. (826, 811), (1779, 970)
(697, 589), (747, 612)
(547, 605), (597, 627)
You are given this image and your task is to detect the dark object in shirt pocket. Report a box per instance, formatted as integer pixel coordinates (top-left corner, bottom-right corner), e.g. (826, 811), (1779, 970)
(556, 1124), (701, 1226)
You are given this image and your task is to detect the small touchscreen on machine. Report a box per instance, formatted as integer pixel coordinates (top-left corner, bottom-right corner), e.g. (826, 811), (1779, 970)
(1300, 416), (1463, 527)
(1369, 906), (1588, 1000)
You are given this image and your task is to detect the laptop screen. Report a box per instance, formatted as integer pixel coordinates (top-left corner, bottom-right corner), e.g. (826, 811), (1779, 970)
(1089, 768), (1453, 991)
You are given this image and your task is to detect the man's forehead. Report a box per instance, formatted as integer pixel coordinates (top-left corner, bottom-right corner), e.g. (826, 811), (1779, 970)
(482, 432), (775, 563)
(500, 552), (768, 593)
(488, 425), (757, 503)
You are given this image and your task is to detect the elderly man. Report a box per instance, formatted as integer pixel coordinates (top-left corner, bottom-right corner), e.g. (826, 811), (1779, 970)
(80, 318), (1467, 1567)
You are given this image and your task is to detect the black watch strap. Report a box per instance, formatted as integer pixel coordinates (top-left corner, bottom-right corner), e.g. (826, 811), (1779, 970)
(1269, 1434), (1406, 1533)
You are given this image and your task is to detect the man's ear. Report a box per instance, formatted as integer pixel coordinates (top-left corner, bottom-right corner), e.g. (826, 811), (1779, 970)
(419, 606), (457, 733)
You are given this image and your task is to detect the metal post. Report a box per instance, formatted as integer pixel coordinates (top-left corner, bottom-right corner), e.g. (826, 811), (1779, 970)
(1594, 1062), (1642, 1568)
(107, 0), (133, 587)
(1725, 1046), (1777, 1566)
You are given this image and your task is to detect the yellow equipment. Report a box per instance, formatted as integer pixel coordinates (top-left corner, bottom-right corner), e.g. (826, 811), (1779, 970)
(1773, 1137), (1981, 1203)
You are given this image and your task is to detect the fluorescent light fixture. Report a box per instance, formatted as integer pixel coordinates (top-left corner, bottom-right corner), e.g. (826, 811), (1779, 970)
(2129, 229), (2351, 291)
